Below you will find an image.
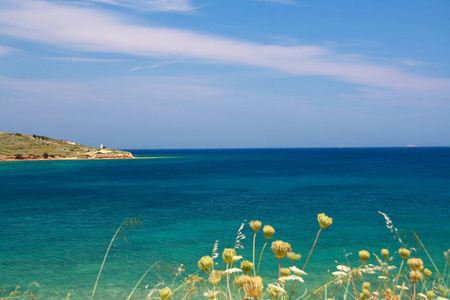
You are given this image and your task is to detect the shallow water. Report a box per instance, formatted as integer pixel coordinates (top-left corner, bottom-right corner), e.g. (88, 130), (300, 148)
(0, 148), (449, 298)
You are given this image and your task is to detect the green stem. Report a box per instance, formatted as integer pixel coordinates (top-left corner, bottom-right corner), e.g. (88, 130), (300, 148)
(91, 218), (129, 300)
(288, 228), (322, 300)
(303, 228), (322, 271)
(126, 261), (159, 300)
(253, 233), (257, 276)
(256, 241), (268, 276)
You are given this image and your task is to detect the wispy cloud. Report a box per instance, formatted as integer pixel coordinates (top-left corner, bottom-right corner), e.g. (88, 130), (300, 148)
(82, 0), (195, 12)
(0, 0), (448, 94)
(0, 45), (15, 55)
(129, 59), (183, 72)
(48, 57), (132, 63)
(252, 0), (299, 5)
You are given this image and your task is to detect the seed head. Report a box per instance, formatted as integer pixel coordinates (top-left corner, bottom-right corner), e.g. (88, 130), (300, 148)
(287, 252), (301, 261)
(424, 268), (432, 278)
(271, 240), (292, 259)
(398, 248), (411, 259)
(359, 250), (370, 263)
(249, 220), (262, 232)
(410, 270), (423, 283)
(222, 248), (237, 265)
(280, 268), (291, 277)
(234, 275), (249, 286)
(427, 290), (435, 300)
(244, 276), (264, 298)
(198, 256), (213, 272)
(407, 258), (424, 271)
(362, 282), (371, 290)
(263, 225), (275, 239)
(241, 260), (253, 274)
(209, 270), (225, 285)
(381, 249), (389, 259)
(317, 213), (333, 229)
(159, 287), (172, 300)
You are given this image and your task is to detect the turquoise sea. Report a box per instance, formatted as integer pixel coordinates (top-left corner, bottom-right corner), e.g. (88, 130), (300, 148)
(0, 148), (449, 299)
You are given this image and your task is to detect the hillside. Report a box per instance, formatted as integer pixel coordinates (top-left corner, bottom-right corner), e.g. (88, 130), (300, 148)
(0, 132), (133, 161)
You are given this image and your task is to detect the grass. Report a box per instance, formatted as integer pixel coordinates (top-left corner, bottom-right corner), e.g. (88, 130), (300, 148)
(0, 132), (131, 159)
(1, 213), (449, 299)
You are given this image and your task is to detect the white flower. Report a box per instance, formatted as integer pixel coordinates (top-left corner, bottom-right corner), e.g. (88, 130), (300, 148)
(378, 276), (387, 279)
(232, 255), (243, 262)
(387, 265), (397, 270)
(279, 275), (304, 282)
(225, 268), (242, 274)
(289, 266), (307, 276)
(332, 271), (348, 277)
(417, 293), (428, 299)
(396, 285), (409, 290)
(267, 284), (286, 294)
(336, 265), (351, 272)
(203, 290), (220, 298)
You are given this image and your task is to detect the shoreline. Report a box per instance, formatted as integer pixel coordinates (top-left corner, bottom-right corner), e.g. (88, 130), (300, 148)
(0, 156), (175, 162)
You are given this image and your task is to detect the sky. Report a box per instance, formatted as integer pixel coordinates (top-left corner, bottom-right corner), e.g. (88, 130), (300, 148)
(0, 0), (449, 149)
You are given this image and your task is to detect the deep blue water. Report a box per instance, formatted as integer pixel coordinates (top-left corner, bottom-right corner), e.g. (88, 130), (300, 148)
(0, 148), (449, 299)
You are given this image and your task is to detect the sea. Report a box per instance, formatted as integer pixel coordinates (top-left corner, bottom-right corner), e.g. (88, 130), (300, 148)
(0, 147), (449, 299)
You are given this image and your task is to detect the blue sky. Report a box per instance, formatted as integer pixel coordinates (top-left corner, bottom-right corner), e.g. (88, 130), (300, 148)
(0, 0), (449, 149)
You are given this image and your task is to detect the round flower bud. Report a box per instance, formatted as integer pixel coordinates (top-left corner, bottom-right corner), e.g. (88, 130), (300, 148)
(424, 268), (432, 278)
(280, 267), (291, 277)
(317, 213), (333, 229)
(249, 220), (262, 232)
(209, 270), (225, 285)
(287, 251), (301, 261)
(244, 276), (264, 298)
(263, 225), (275, 239)
(222, 248), (237, 265)
(381, 249), (389, 259)
(241, 260), (253, 274)
(234, 275), (248, 286)
(427, 291), (435, 300)
(362, 288), (371, 297)
(407, 258), (424, 271)
(271, 240), (292, 259)
(359, 250), (370, 263)
(398, 248), (411, 259)
(362, 282), (371, 290)
(159, 287), (172, 300)
(198, 256), (213, 272)
(410, 270), (423, 283)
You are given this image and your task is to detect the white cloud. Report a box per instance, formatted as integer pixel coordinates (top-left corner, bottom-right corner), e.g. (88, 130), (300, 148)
(48, 57), (131, 63)
(0, 45), (14, 55)
(0, 0), (448, 93)
(82, 0), (195, 12)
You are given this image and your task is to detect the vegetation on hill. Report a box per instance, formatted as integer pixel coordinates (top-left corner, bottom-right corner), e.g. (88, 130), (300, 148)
(0, 132), (133, 160)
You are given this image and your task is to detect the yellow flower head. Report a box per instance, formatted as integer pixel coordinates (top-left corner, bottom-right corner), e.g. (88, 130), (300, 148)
(271, 240), (292, 259)
(359, 250), (370, 263)
(407, 258), (424, 271)
(234, 275), (249, 286)
(424, 268), (432, 278)
(241, 260), (253, 274)
(222, 248), (237, 265)
(427, 290), (435, 300)
(244, 276), (264, 298)
(263, 225), (275, 239)
(398, 248), (411, 259)
(209, 270), (225, 285)
(381, 249), (389, 259)
(159, 287), (172, 300)
(249, 220), (262, 232)
(280, 267), (291, 277)
(317, 213), (333, 229)
(362, 282), (371, 290)
(198, 256), (213, 272)
(287, 252), (301, 262)
(410, 270), (423, 283)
